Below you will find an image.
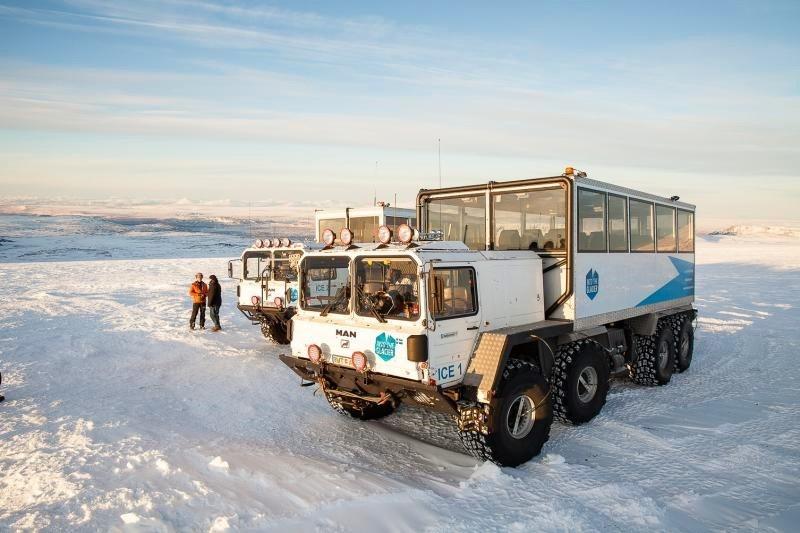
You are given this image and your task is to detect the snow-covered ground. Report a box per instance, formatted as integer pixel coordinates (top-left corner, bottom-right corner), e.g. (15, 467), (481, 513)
(1, 223), (799, 531)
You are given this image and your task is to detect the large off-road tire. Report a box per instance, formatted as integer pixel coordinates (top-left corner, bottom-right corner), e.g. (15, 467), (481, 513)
(458, 359), (552, 467)
(260, 319), (290, 345)
(672, 314), (694, 373)
(630, 321), (676, 386)
(551, 340), (610, 425)
(324, 392), (395, 421)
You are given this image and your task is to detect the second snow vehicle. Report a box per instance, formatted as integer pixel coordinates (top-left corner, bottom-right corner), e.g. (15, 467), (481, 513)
(229, 238), (322, 344)
(280, 168), (697, 466)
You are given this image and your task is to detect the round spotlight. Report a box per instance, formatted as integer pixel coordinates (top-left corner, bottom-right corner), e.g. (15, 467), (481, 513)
(251, 295), (260, 306)
(254, 239), (264, 248)
(280, 237), (291, 247)
(351, 351), (368, 373)
(262, 238), (272, 248)
(397, 223), (414, 244)
(377, 225), (392, 244)
(307, 344), (322, 363)
(322, 228), (335, 246)
(271, 237), (281, 248)
(340, 228), (354, 246)
(273, 296), (284, 308)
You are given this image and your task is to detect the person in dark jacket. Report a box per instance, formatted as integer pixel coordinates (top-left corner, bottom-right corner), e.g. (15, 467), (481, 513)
(207, 274), (222, 331)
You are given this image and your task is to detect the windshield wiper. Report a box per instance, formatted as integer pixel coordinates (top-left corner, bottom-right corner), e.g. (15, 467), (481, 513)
(357, 286), (387, 323)
(320, 286), (349, 317)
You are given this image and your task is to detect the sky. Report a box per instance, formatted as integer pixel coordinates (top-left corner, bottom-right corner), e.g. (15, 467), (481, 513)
(0, 0), (798, 226)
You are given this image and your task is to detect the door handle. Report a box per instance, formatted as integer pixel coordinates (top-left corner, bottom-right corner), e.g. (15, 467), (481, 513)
(467, 326), (479, 330)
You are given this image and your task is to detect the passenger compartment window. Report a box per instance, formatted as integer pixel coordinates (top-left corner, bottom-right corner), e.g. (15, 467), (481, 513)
(424, 194), (486, 250)
(677, 210), (695, 252)
(317, 218), (346, 244)
(431, 268), (478, 319)
(492, 188), (566, 252)
(349, 216), (379, 243)
(608, 194), (628, 252)
(629, 199), (655, 252)
(578, 189), (606, 252)
(656, 205), (677, 252)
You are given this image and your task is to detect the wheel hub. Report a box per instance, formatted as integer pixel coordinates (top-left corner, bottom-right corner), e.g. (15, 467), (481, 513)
(577, 366), (598, 403)
(658, 339), (670, 370)
(506, 394), (536, 439)
(680, 334), (690, 359)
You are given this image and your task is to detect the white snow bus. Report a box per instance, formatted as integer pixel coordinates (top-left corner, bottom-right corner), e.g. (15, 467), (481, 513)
(229, 239), (324, 344)
(279, 167), (697, 466)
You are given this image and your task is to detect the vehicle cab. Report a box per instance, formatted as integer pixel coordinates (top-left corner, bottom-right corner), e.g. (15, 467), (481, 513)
(285, 225), (545, 394)
(229, 238), (323, 344)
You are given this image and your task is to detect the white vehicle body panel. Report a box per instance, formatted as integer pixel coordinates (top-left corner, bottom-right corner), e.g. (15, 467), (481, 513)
(292, 243), (547, 386)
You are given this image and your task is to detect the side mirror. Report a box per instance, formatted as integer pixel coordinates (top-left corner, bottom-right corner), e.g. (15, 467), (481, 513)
(227, 261), (233, 279)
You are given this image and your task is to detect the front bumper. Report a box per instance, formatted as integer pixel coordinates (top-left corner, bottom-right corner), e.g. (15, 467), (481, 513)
(278, 354), (458, 414)
(237, 304), (294, 323)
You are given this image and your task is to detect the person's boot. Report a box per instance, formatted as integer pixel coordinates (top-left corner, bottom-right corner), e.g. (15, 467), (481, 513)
(190, 323), (195, 330)
(212, 326), (221, 332)
(199, 324), (205, 330)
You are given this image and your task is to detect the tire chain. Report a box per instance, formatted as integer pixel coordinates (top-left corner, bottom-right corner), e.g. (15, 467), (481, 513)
(550, 339), (593, 424)
(260, 321), (289, 345)
(456, 359), (550, 464)
(324, 392), (352, 417)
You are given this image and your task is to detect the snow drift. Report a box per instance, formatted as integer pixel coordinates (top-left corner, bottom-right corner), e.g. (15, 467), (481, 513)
(1, 227), (799, 531)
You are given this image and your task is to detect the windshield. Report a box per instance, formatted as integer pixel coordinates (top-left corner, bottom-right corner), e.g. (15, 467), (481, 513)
(355, 257), (420, 320)
(243, 251), (271, 280)
(273, 250), (302, 281)
(301, 256), (350, 313)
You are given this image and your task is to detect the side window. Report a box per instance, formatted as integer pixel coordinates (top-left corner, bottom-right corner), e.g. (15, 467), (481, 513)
(677, 210), (695, 252)
(431, 268), (478, 319)
(318, 218), (346, 243)
(578, 189), (606, 252)
(492, 188), (566, 252)
(655, 205), (677, 252)
(425, 194), (487, 250)
(608, 194), (628, 252)
(243, 252), (270, 279)
(629, 199), (654, 252)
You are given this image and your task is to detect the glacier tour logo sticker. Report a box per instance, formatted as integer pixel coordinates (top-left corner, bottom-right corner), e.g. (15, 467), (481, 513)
(586, 268), (599, 300)
(374, 332), (397, 362)
(289, 287), (299, 302)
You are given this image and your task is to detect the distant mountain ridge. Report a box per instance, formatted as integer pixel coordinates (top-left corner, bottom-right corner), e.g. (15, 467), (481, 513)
(708, 225), (800, 238)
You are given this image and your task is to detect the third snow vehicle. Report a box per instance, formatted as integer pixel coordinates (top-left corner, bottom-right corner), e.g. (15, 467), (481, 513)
(280, 168), (697, 466)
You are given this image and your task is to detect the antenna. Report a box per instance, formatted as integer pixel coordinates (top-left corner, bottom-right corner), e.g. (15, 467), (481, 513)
(437, 138), (442, 231)
(438, 138), (442, 189)
(374, 161), (378, 206)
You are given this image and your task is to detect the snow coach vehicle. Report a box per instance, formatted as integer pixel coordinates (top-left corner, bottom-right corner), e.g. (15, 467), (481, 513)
(280, 168), (697, 466)
(229, 238), (323, 344)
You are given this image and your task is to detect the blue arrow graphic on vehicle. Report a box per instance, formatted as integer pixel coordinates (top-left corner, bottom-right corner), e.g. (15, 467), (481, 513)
(637, 256), (694, 307)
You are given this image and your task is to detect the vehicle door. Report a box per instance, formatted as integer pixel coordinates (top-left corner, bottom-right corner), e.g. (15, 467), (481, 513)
(426, 265), (481, 386)
(241, 251), (270, 307)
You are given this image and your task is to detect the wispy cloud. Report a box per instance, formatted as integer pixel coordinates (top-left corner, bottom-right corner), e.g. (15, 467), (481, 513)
(0, 0), (798, 220)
